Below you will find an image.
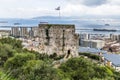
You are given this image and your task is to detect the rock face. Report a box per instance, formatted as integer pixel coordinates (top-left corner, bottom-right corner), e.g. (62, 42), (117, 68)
(38, 24), (79, 57)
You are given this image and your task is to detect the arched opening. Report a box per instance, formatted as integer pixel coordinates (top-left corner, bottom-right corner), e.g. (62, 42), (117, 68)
(66, 49), (71, 58)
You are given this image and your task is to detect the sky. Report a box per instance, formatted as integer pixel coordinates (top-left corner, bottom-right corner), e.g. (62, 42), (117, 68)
(0, 0), (120, 18)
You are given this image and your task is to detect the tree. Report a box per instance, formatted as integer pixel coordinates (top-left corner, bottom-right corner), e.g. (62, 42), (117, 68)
(0, 37), (23, 49)
(59, 57), (115, 80)
(94, 66), (113, 79)
(18, 60), (62, 80)
(4, 53), (35, 78)
(0, 43), (14, 66)
(4, 53), (35, 70)
(0, 71), (16, 80)
(59, 58), (95, 80)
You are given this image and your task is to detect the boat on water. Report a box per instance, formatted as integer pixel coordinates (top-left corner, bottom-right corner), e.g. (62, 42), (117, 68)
(105, 24), (110, 26)
(0, 21), (8, 23)
(14, 23), (21, 25)
(93, 29), (117, 32)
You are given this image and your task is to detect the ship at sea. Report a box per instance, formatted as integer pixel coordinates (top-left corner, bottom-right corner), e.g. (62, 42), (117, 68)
(0, 21), (8, 23)
(93, 29), (117, 32)
(93, 23), (118, 32)
(105, 24), (110, 26)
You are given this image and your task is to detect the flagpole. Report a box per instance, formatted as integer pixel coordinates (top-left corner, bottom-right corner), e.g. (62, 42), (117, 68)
(55, 6), (61, 19)
(59, 9), (61, 18)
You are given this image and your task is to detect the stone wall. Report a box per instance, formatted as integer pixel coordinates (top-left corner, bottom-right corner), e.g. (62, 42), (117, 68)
(38, 24), (79, 57)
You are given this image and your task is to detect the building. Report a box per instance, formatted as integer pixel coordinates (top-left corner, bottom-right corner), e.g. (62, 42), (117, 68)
(29, 27), (39, 37)
(0, 30), (11, 38)
(110, 34), (120, 41)
(11, 27), (20, 37)
(79, 47), (120, 71)
(37, 24), (80, 56)
(80, 33), (90, 40)
(11, 27), (28, 37)
(20, 27), (28, 37)
(103, 54), (120, 71)
(81, 39), (105, 49)
(11, 27), (39, 38)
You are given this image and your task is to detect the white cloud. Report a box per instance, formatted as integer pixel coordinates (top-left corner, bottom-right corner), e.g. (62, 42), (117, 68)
(0, 0), (120, 18)
(66, 0), (107, 6)
(108, 0), (120, 5)
(61, 1), (120, 18)
(0, 0), (61, 18)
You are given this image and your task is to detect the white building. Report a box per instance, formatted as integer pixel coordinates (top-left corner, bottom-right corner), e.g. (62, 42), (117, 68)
(81, 39), (105, 49)
(110, 34), (120, 41)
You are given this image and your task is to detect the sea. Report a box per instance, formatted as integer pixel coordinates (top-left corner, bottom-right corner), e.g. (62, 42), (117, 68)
(0, 17), (120, 35)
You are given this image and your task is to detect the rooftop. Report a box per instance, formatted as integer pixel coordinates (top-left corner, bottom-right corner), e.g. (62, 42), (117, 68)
(79, 47), (107, 54)
(103, 54), (120, 67)
(79, 47), (120, 67)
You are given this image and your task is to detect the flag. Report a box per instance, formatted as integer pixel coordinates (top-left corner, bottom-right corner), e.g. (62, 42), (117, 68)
(55, 6), (60, 10)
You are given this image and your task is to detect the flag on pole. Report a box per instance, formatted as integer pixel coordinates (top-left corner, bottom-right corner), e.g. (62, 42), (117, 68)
(55, 6), (60, 10)
(55, 6), (61, 18)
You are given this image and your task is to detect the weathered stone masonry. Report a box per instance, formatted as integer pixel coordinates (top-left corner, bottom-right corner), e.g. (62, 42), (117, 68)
(38, 24), (79, 57)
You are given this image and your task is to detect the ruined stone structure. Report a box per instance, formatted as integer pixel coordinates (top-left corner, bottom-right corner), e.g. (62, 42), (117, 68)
(10, 24), (80, 57)
(38, 24), (79, 57)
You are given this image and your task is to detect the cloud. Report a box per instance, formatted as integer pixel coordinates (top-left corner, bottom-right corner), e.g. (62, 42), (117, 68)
(0, 7), (57, 18)
(67, 0), (107, 6)
(0, 0), (60, 18)
(108, 0), (120, 5)
(0, 0), (120, 18)
(62, 3), (120, 18)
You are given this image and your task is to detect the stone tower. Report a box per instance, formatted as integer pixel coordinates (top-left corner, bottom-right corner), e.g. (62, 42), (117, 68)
(38, 24), (79, 57)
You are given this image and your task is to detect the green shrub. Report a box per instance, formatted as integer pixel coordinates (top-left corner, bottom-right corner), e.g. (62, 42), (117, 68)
(4, 53), (35, 70)
(79, 52), (100, 60)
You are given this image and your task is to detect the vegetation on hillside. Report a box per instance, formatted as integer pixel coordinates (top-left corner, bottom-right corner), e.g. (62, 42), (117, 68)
(0, 37), (120, 80)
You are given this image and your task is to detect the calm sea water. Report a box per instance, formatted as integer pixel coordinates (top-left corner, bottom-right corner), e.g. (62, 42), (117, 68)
(0, 18), (120, 34)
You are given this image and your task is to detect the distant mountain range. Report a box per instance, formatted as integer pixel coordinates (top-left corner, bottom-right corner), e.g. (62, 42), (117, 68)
(32, 15), (120, 20)
(32, 16), (79, 20)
